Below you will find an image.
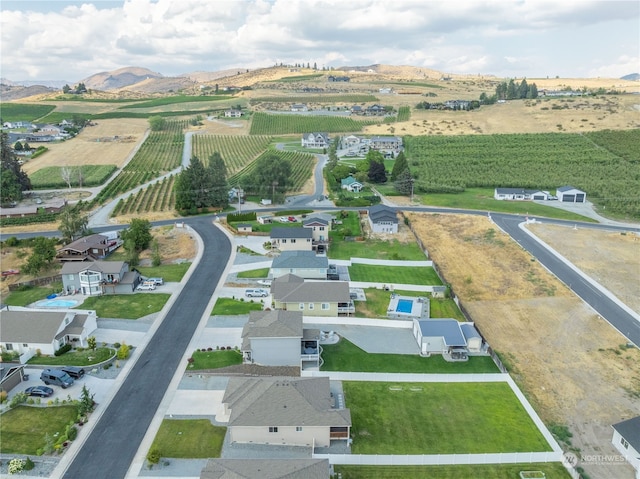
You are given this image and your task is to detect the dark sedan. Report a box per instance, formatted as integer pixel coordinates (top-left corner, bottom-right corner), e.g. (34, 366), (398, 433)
(24, 386), (54, 398)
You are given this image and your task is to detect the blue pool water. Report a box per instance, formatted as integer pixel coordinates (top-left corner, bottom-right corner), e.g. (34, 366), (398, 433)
(396, 299), (413, 313)
(35, 298), (80, 308)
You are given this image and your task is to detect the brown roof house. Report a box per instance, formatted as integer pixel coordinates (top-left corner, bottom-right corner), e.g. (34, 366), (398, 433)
(56, 233), (120, 262)
(61, 260), (139, 296)
(219, 376), (351, 448)
(241, 310), (321, 370)
(200, 458), (330, 479)
(0, 309), (97, 363)
(271, 274), (353, 316)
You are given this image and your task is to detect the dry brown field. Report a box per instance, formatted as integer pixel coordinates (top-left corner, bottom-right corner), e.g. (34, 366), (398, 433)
(21, 118), (148, 175)
(407, 212), (640, 479)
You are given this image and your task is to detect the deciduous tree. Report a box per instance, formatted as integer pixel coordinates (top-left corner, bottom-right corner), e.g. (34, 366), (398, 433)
(148, 115), (166, 131)
(121, 218), (152, 252)
(58, 208), (89, 243)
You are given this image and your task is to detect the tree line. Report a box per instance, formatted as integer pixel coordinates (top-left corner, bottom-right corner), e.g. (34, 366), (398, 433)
(480, 78), (539, 104)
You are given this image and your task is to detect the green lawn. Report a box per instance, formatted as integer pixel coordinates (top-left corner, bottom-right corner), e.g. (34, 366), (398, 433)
(430, 298), (466, 320)
(415, 188), (596, 222)
(189, 349), (243, 370)
(211, 297), (263, 315)
(349, 264), (442, 285)
(330, 211), (362, 237)
(77, 293), (171, 319)
(27, 347), (114, 366)
(322, 338), (498, 373)
(2, 281), (63, 306)
(354, 289), (464, 320)
(237, 268), (269, 279)
(334, 464), (571, 479)
(150, 419), (226, 458)
(345, 381), (552, 454)
(329, 238), (426, 261)
(136, 263), (192, 282)
(0, 406), (78, 454)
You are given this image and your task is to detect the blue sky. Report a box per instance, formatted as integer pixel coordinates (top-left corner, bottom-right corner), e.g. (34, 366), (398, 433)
(1, 0), (638, 82)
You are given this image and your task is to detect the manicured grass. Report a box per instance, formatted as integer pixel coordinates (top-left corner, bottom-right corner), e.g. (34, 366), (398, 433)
(354, 289), (464, 320)
(76, 293), (171, 319)
(349, 264), (442, 285)
(2, 281), (63, 306)
(0, 406), (78, 455)
(322, 338), (498, 373)
(329, 238), (426, 261)
(415, 188), (596, 222)
(334, 463), (571, 479)
(211, 297), (264, 315)
(150, 419), (226, 458)
(189, 349), (243, 370)
(430, 298), (466, 320)
(237, 268), (269, 279)
(136, 263), (192, 282)
(331, 211), (362, 237)
(27, 347), (114, 366)
(344, 381), (552, 454)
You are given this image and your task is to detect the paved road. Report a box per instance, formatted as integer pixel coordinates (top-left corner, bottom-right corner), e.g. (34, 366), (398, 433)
(492, 213), (640, 347)
(62, 219), (231, 479)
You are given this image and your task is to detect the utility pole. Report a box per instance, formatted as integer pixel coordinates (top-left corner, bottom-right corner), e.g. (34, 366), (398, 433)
(272, 181), (278, 203)
(410, 178), (415, 203)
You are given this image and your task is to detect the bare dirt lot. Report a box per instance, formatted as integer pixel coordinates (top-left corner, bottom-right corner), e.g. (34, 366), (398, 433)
(407, 212), (640, 479)
(21, 118), (149, 175)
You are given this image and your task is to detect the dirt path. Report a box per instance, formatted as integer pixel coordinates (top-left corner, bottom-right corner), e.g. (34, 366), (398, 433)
(407, 213), (640, 479)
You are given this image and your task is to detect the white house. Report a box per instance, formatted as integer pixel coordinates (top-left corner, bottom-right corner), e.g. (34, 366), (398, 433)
(494, 188), (551, 201)
(556, 186), (586, 203)
(341, 176), (363, 193)
(611, 416), (640, 476)
(291, 103), (308, 112)
(0, 310), (98, 363)
(301, 132), (329, 149)
(224, 109), (242, 118)
(368, 204), (398, 234)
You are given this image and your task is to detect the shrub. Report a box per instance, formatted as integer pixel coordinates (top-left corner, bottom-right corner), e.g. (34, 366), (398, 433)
(9, 392), (27, 408)
(147, 447), (161, 464)
(66, 424), (78, 441)
(54, 343), (72, 356)
(8, 458), (25, 474)
(117, 343), (130, 360)
(113, 342), (121, 349)
(0, 390), (8, 403)
(24, 457), (35, 471)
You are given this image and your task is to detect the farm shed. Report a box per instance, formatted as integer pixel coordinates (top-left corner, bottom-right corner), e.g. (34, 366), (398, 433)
(556, 186), (586, 203)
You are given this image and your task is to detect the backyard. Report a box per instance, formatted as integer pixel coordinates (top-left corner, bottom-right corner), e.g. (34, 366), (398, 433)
(77, 293), (171, 319)
(150, 419), (226, 458)
(349, 264), (442, 285)
(354, 289), (464, 320)
(345, 381), (552, 454)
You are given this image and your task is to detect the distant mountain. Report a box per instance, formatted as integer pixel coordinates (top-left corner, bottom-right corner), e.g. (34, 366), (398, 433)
(1, 78), (69, 89)
(81, 66), (164, 91)
(0, 84), (58, 101)
(620, 73), (639, 81)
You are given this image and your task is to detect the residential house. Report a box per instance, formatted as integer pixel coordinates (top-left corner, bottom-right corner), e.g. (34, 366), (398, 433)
(0, 199), (66, 219)
(301, 132), (329, 149)
(350, 105), (363, 115)
(556, 186), (586, 203)
(303, 216), (330, 242)
(444, 100), (471, 110)
(241, 310), (320, 369)
(370, 136), (403, 154)
(291, 103), (308, 112)
(3, 121), (33, 129)
(224, 109), (242, 118)
(33, 123), (65, 135)
(327, 75), (350, 82)
(341, 176), (363, 193)
(271, 274), (353, 316)
(61, 260), (139, 295)
(0, 364), (27, 394)
(368, 204), (399, 234)
(0, 310), (98, 363)
(257, 215), (273, 225)
(342, 134), (361, 148)
(271, 251), (329, 280)
(611, 416), (640, 475)
(364, 104), (385, 116)
(412, 318), (481, 359)
(378, 88), (393, 94)
(200, 459), (330, 479)
(56, 233), (120, 262)
(494, 188), (551, 201)
(270, 228), (313, 252)
(220, 376), (351, 447)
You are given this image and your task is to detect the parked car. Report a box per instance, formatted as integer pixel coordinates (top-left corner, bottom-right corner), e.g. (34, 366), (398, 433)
(245, 288), (269, 298)
(40, 368), (74, 388)
(279, 217), (289, 222)
(257, 279), (272, 286)
(61, 366), (85, 379)
(147, 277), (164, 286)
(288, 216), (297, 222)
(25, 386), (54, 398)
(1, 269), (20, 277)
(136, 282), (156, 291)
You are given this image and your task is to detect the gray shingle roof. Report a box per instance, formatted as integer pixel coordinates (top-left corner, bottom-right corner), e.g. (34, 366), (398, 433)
(241, 310), (303, 350)
(0, 311), (69, 343)
(271, 251), (328, 269)
(270, 228), (313, 239)
(200, 458), (329, 479)
(271, 274), (349, 303)
(416, 319), (467, 347)
(302, 217), (328, 227)
(612, 416), (640, 451)
(223, 376), (351, 427)
(368, 204), (398, 224)
(61, 260), (126, 275)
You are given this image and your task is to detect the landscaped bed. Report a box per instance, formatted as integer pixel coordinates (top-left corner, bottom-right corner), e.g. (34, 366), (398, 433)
(334, 463), (569, 479)
(77, 293), (171, 319)
(344, 381), (552, 454)
(27, 347), (113, 366)
(322, 338), (497, 373)
(149, 419), (226, 458)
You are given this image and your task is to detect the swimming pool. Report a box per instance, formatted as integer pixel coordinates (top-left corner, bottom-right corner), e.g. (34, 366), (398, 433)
(34, 298), (80, 308)
(396, 299), (414, 313)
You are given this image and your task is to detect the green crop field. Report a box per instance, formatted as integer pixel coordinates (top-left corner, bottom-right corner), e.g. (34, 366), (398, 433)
(397, 106), (411, 122)
(404, 129), (640, 218)
(250, 94), (377, 103)
(118, 94), (233, 109)
(249, 112), (377, 135)
(111, 175), (176, 216)
(30, 165), (117, 189)
(191, 135), (272, 175)
(93, 120), (185, 204)
(0, 103), (56, 122)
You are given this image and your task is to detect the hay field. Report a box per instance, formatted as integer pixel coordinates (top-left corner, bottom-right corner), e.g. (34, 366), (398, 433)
(407, 212), (640, 479)
(22, 119), (148, 175)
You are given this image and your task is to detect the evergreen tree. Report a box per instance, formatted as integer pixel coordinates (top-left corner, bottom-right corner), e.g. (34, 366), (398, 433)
(394, 168), (414, 195)
(368, 156), (387, 183)
(206, 152), (228, 208)
(518, 79), (529, 99)
(390, 151), (408, 181)
(1, 132), (31, 203)
(506, 79), (517, 100)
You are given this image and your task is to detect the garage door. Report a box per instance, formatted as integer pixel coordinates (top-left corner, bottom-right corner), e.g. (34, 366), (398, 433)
(575, 194), (585, 202)
(562, 194), (575, 202)
(533, 195), (545, 200)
